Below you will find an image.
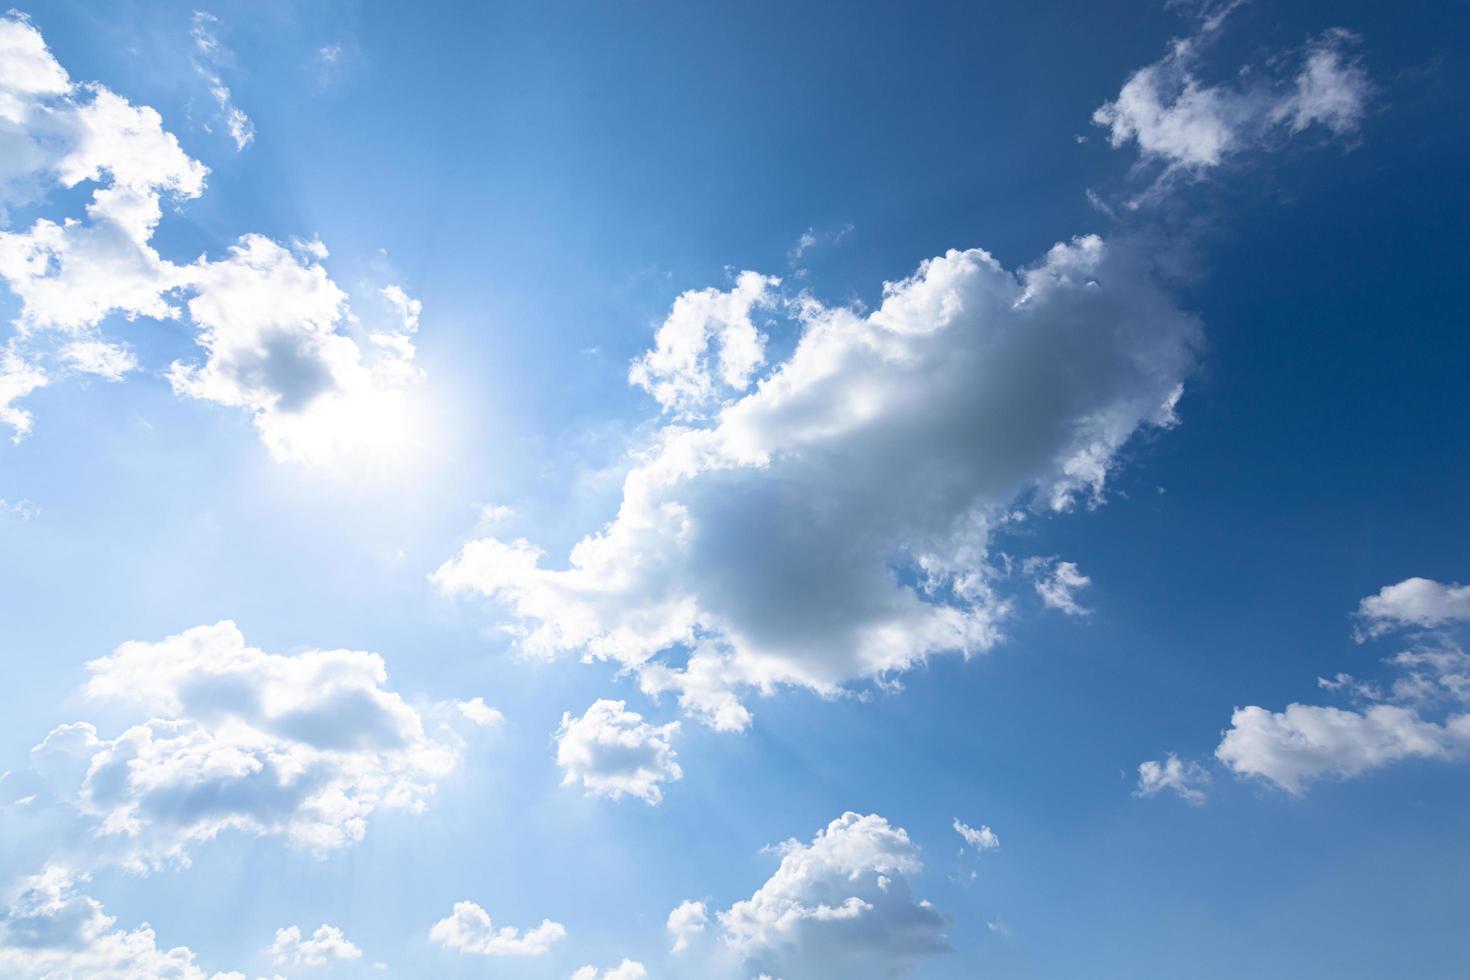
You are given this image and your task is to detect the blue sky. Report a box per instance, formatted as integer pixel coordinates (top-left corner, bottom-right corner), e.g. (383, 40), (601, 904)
(0, 1), (1468, 977)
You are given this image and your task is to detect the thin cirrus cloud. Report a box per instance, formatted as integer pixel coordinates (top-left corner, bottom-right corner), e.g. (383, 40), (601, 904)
(0, 13), (423, 463)
(11, 621), (487, 873)
(670, 812), (950, 979)
(1212, 577), (1470, 795)
(435, 235), (1202, 732)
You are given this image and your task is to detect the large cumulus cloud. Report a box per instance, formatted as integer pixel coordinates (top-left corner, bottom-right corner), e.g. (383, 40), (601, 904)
(436, 235), (1201, 729)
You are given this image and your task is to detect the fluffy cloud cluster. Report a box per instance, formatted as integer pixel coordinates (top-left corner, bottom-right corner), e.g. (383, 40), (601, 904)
(437, 235), (1200, 730)
(0, 13), (423, 462)
(1135, 752), (1210, 805)
(1094, 16), (1370, 198)
(1215, 576), (1470, 794)
(688, 812), (949, 978)
(0, 866), (236, 979)
(428, 901), (566, 957)
(27, 621), (461, 870)
(555, 699), (682, 805)
(268, 923), (362, 968)
(571, 960), (647, 980)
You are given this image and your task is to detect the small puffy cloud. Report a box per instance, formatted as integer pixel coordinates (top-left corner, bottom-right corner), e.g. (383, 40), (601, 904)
(1028, 558), (1091, 616)
(1355, 577), (1470, 640)
(436, 235), (1200, 730)
(428, 901), (566, 957)
(667, 898), (709, 953)
(571, 960), (647, 980)
(1215, 703), (1468, 795)
(555, 700), (682, 805)
(716, 812), (950, 979)
(268, 924), (362, 968)
(1094, 21), (1370, 199)
(1135, 753), (1210, 805)
(455, 697), (504, 727)
(0, 866), (235, 979)
(953, 818), (999, 852)
(628, 270), (779, 415)
(26, 621), (459, 871)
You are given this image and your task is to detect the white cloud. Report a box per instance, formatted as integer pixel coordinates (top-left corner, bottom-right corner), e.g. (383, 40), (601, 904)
(0, 344), (46, 438)
(1355, 577), (1470, 640)
(0, 15), (423, 460)
(1215, 577), (1470, 794)
(60, 339), (136, 380)
(455, 697), (504, 727)
(436, 235), (1200, 730)
(666, 898), (709, 953)
(715, 812), (949, 979)
(1028, 558), (1092, 615)
(0, 496), (37, 520)
(428, 901), (566, 957)
(1216, 703), (1468, 795)
(1135, 753), (1210, 805)
(953, 818), (999, 852)
(0, 12), (206, 334)
(168, 236), (422, 463)
(268, 923), (362, 968)
(1093, 22), (1370, 199)
(571, 960), (647, 980)
(555, 699), (682, 805)
(629, 270), (779, 416)
(1279, 30), (1373, 136)
(0, 866), (236, 979)
(27, 621), (459, 870)
(191, 12), (254, 152)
